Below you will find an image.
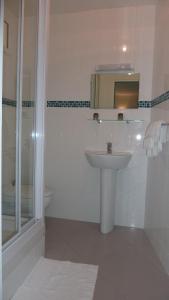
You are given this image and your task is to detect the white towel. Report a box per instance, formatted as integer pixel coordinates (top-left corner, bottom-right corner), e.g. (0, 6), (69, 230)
(143, 121), (169, 157)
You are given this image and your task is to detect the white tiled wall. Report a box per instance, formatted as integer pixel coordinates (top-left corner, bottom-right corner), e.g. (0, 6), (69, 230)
(47, 5), (156, 101)
(45, 4), (155, 227)
(45, 108), (150, 227)
(152, 0), (169, 98)
(145, 101), (169, 274)
(145, 0), (169, 275)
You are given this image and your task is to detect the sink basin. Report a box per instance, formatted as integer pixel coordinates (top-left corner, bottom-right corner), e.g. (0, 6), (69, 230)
(85, 150), (132, 170)
(85, 149), (132, 234)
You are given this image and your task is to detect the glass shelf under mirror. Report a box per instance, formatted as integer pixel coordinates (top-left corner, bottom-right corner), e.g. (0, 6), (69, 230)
(88, 119), (144, 123)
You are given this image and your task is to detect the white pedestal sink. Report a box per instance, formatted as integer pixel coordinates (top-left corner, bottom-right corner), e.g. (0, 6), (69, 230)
(85, 150), (132, 234)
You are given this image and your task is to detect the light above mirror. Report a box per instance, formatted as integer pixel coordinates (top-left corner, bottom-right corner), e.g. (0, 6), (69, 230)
(90, 72), (140, 109)
(122, 45), (127, 52)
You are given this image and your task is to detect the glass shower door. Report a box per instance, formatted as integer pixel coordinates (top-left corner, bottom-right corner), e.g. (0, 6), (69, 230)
(21, 0), (38, 225)
(2, 0), (20, 244)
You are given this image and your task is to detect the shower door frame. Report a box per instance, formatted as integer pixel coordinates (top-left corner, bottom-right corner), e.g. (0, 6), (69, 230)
(1, 0), (49, 249)
(35, 0), (50, 220)
(0, 0), (4, 298)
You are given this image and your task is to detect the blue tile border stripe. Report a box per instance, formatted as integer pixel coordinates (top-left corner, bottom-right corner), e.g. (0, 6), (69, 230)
(3, 91), (169, 109)
(22, 100), (34, 107)
(138, 101), (152, 108)
(47, 100), (90, 108)
(151, 90), (169, 107)
(47, 91), (169, 108)
(46, 90), (169, 108)
(2, 98), (34, 107)
(47, 100), (151, 108)
(2, 98), (16, 107)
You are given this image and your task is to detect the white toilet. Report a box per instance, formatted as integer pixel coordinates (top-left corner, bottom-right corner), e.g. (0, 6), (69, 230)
(2, 184), (52, 216)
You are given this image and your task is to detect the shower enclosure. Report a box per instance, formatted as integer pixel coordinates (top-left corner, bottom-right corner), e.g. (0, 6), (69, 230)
(2, 0), (39, 246)
(0, 0), (49, 298)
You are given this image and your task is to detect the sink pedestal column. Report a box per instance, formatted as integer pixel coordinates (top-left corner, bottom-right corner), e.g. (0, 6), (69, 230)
(100, 169), (117, 234)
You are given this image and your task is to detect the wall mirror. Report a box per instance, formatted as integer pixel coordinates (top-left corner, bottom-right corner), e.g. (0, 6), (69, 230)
(91, 73), (140, 109)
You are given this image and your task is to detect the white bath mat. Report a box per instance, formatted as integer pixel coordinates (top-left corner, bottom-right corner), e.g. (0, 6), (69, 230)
(12, 257), (98, 300)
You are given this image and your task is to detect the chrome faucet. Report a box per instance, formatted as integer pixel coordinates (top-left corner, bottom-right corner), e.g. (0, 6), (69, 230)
(107, 142), (112, 154)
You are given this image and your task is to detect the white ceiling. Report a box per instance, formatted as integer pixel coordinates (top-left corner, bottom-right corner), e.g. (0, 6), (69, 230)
(50, 0), (158, 14)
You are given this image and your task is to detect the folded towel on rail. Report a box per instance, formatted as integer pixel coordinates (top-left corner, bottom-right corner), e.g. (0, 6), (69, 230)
(143, 120), (169, 157)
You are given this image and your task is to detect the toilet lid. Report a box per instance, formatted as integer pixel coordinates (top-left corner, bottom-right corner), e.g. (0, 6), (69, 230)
(3, 184), (52, 199)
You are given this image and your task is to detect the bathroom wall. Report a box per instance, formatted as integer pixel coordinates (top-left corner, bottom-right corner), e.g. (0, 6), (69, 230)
(151, 0), (169, 98)
(145, 0), (169, 274)
(47, 6), (155, 101)
(45, 5), (155, 227)
(45, 108), (150, 227)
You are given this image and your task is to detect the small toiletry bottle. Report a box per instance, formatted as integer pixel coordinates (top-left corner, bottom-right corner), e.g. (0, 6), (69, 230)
(118, 113), (123, 120)
(93, 112), (99, 120)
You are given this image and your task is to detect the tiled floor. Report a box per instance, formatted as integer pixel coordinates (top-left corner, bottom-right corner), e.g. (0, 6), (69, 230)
(45, 217), (169, 300)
